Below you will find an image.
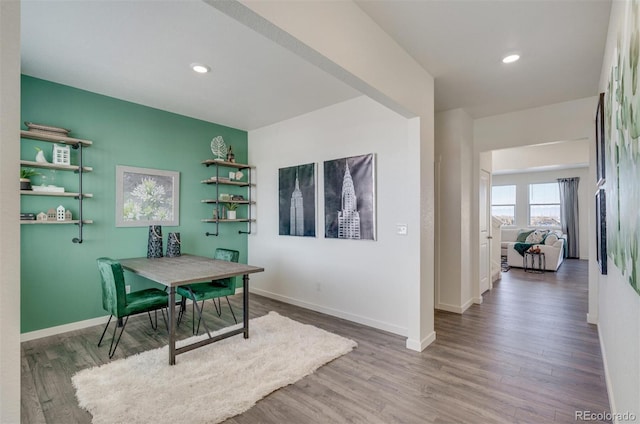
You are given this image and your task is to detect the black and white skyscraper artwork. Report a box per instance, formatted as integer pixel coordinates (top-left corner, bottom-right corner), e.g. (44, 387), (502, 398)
(278, 163), (316, 237)
(324, 154), (376, 240)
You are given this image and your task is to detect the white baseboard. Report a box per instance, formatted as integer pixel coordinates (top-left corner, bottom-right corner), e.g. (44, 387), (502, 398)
(473, 297), (483, 305)
(436, 303), (462, 313)
(587, 313), (598, 325)
(406, 331), (436, 352)
(461, 298), (474, 313)
(21, 315), (110, 342)
(597, 324), (618, 422)
(250, 288), (407, 337)
(436, 298), (474, 314)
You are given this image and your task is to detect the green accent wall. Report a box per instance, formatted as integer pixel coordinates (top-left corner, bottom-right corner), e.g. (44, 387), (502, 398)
(20, 75), (248, 333)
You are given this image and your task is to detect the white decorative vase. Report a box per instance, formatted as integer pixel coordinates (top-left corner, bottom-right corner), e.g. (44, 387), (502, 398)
(227, 210), (237, 220)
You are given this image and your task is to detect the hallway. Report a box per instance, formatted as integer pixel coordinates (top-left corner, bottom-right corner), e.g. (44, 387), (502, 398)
(434, 259), (610, 422)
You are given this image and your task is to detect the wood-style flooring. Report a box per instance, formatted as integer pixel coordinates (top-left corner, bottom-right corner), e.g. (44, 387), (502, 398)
(21, 259), (610, 423)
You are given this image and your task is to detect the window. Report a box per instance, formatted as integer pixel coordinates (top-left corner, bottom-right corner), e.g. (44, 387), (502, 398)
(529, 183), (560, 227)
(491, 185), (516, 225)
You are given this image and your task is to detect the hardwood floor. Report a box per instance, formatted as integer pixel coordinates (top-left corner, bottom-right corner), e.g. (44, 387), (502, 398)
(21, 259), (610, 423)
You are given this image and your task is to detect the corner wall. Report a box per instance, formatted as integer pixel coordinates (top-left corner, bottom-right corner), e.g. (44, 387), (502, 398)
(211, 0), (435, 351)
(248, 96), (415, 335)
(20, 76), (248, 334)
(0, 1), (21, 420)
(435, 109), (474, 312)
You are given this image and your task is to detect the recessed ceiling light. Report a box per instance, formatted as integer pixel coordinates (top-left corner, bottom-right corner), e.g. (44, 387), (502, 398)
(502, 54), (520, 64)
(191, 63), (210, 74)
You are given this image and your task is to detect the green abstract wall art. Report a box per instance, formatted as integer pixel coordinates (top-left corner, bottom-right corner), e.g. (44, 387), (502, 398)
(605, 0), (640, 294)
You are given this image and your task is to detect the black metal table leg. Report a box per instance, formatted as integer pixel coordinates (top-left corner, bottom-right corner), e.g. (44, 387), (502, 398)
(169, 287), (176, 365)
(243, 274), (249, 339)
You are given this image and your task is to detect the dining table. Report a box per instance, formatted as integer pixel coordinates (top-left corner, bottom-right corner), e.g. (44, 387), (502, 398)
(119, 254), (264, 365)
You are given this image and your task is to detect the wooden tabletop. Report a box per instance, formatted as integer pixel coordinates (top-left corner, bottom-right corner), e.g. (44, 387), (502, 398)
(119, 254), (264, 287)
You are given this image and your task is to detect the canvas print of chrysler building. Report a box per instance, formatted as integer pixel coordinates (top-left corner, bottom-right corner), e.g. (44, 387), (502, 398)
(324, 154), (376, 240)
(278, 163), (316, 237)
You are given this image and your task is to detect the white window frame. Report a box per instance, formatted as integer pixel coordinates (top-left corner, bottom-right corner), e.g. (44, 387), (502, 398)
(528, 182), (561, 228)
(491, 184), (516, 226)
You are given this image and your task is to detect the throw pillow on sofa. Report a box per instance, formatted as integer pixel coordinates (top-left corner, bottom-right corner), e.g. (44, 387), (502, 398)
(545, 233), (559, 245)
(525, 229), (548, 244)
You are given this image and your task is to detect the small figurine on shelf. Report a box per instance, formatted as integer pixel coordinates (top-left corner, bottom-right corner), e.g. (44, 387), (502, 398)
(226, 145), (235, 163)
(65, 209), (72, 221)
(56, 205), (66, 221)
(34, 147), (49, 163)
(52, 144), (71, 166)
(210, 136), (227, 161)
(36, 212), (47, 221)
(47, 208), (56, 220)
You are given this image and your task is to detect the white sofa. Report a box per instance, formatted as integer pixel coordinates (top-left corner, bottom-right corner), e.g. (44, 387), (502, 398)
(501, 228), (566, 271)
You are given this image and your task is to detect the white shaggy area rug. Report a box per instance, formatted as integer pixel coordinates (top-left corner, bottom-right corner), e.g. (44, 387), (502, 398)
(72, 311), (357, 424)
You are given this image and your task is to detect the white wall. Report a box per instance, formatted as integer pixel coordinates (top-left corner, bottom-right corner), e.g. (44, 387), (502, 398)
(218, 0), (436, 350)
(0, 0), (21, 421)
(492, 167), (589, 260)
(492, 139), (589, 174)
(475, 96), (598, 152)
(435, 109), (474, 312)
(248, 96), (416, 335)
(597, 0), (640, 420)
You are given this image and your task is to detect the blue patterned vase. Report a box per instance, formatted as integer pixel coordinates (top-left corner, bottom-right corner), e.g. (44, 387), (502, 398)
(166, 232), (181, 257)
(147, 225), (163, 258)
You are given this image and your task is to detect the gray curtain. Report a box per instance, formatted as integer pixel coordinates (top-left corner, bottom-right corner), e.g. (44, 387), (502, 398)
(558, 177), (580, 258)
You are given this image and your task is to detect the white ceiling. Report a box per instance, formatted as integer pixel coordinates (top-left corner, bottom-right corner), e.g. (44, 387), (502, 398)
(20, 0), (360, 131)
(356, 0), (612, 118)
(21, 0), (612, 130)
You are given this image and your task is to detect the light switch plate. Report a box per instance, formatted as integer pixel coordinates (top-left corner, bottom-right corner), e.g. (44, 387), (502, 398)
(396, 223), (408, 235)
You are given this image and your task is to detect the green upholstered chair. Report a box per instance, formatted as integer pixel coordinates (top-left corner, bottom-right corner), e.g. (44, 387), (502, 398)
(96, 257), (169, 358)
(177, 248), (239, 335)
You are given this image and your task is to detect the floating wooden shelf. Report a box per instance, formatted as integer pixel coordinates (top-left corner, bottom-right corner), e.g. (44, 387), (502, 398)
(201, 159), (252, 169)
(20, 191), (93, 198)
(201, 178), (251, 187)
(21, 127), (93, 243)
(201, 219), (256, 223)
(20, 130), (92, 147)
(202, 158), (254, 236)
(201, 199), (255, 204)
(20, 220), (94, 225)
(20, 160), (93, 172)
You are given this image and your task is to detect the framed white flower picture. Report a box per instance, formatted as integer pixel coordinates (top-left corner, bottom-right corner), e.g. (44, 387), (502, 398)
(115, 165), (180, 227)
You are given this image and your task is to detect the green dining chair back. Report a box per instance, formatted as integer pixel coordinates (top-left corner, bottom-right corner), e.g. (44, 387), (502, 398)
(177, 248), (240, 335)
(96, 257), (169, 358)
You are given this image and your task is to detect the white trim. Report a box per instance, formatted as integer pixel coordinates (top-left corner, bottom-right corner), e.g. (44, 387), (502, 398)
(21, 315), (110, 342)
(406, 331), (436, 352)
(436, 298), (474, 314)
(587, 312), (598, 325)
(473, 297), (483, 305)
(250, 288), (407, 336)
(460, 298), (474, 313)
(597, 324), (617, 423)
